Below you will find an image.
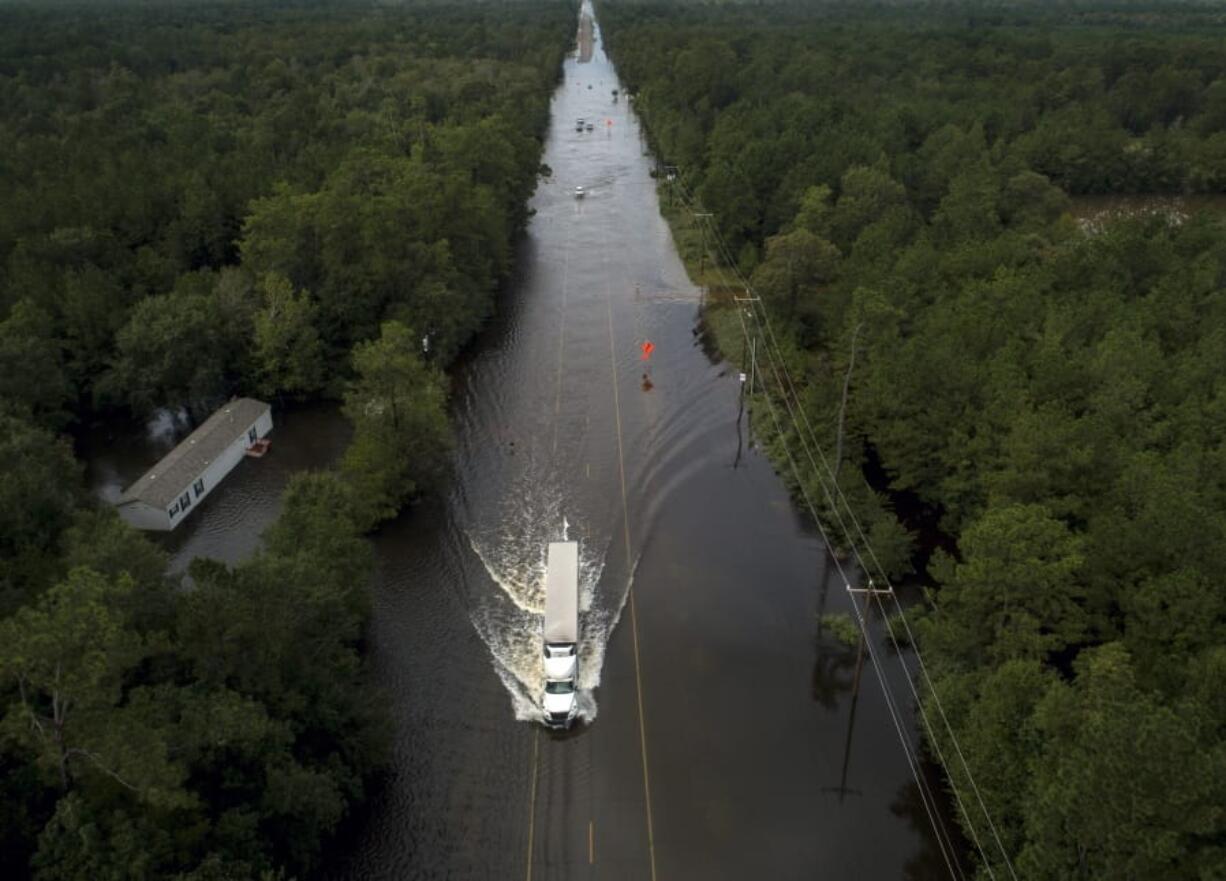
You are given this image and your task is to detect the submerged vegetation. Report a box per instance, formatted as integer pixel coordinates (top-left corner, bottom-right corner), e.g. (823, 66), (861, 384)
(0, 1), (573, 877)
(602, 1), (1226, 877)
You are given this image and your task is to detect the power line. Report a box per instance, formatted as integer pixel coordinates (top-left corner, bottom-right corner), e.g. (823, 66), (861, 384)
(671, 174), (970, 879)
(696, 185), (1013, 878)
(663, 165), (1018, 881)
(726, 222), (1020, 881)
(734, 306), (968, 881)
(733, 266), (1007, 879)
(657, 166), (964, 867)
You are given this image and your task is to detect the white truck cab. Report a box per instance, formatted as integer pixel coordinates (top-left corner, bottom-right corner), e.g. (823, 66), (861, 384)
(542, 541), (579, 729)
(543, 673), (576, 723)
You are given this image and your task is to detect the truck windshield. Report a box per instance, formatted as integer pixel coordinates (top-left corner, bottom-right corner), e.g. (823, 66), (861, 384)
(545, 680), (574, 695)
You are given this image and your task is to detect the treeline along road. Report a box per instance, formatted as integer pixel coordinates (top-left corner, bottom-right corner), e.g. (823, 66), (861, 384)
(0, 2), (574, 878)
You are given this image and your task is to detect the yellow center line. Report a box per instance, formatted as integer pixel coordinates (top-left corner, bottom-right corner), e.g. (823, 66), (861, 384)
(604, 253), (659, 881)
(525, 728), (541, 881)
(589, 818), (595, 864)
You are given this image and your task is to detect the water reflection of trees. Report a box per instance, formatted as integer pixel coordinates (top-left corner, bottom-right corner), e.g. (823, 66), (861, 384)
(811, 564), (863, 709)
(891, 762), (971, 881)
(811, 620), (859, 709)
(813, 567), (864, 804)
(814, 573), (969, 877)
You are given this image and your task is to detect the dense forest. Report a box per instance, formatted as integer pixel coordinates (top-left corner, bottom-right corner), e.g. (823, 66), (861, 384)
(601, 1), (1226, 878)
(0, 1), (574, 877)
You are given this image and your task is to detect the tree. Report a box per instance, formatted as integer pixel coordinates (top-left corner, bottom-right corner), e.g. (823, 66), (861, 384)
(928, 660), (1052, 869)
(60, 509), (173, 634)
(751, 228), (841, 334)
(175, 531), (384, 875)
(0, 300), (74, 429)
(31, 792), (180, 881)
(0, 412), (82, 616)
(251, 272), (324, 399)
(931, 165), (1002, 245)
(239, 185), (322, 298)
(698, 159), (761, 254)
(101, 271), (253, 417)
(793, 184), (836, 239)
(261, 471), (370, 617)
(1000, 171), (1070, 231)
(831, 164), (907, 252)
(925, 503), (1085, 667)
(58, 264), (133, 391)
(0, 568), (183, 803)
(1021, 644), (1226, 880)
(341, 321), (452, 529)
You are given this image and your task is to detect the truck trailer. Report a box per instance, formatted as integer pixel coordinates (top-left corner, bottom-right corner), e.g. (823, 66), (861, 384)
(542, 541), (579, 729)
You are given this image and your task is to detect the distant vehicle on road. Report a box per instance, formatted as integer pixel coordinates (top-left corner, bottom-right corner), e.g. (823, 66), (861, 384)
(575, 185), (585, 199)
(542, 541), (579, 729)
(586, 122), (594, 131)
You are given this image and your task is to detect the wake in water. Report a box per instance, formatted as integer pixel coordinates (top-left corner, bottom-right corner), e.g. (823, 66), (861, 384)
(449, 423), (641, 722)
(462, 477), (635, 724)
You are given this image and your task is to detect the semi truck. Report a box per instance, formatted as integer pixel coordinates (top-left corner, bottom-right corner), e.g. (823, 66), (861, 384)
(542, 541), (579, 729)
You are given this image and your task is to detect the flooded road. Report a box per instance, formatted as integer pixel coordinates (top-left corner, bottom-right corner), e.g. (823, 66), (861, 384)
(84, 6), (953, 878)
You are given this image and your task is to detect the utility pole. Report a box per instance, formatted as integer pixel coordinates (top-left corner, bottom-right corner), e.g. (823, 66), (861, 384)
(734, 332), (757, 468)
(734, 353), (746, 470)
(845, 581), (892, 698)
(735, 294), (760, 444)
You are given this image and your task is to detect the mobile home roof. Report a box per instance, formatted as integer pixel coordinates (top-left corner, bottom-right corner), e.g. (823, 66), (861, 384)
(118, 398), (269, 509)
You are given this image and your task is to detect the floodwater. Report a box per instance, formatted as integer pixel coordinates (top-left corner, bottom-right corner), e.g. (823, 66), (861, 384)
(82, 5), (958, 878)
(79, 404), (351, 574)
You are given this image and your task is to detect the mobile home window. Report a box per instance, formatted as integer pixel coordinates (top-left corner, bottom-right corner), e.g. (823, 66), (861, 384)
(169, 502), (179, 517)
(248, 426), (257, 443)
(194, 478), (205, 498)
(180, 491), (191, 510)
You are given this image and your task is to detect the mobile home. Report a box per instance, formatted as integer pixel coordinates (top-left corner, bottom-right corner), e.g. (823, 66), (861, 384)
(116, 398), (273, 531)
